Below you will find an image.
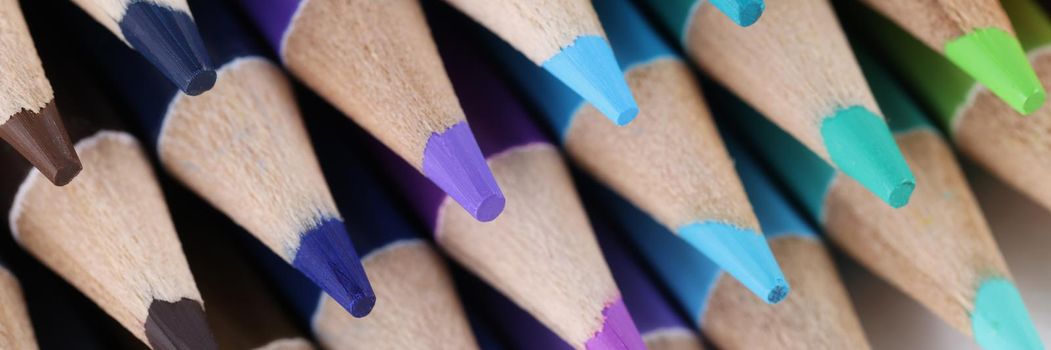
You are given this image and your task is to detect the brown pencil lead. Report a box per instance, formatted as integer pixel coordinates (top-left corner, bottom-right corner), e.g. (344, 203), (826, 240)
(0, 101), (81, 186)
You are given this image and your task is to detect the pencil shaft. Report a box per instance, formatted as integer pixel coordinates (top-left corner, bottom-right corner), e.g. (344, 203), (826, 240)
(0, 266), (38, 350)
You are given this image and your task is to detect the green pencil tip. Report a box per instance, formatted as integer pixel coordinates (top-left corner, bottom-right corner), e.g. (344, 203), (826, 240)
(945, 28), (1046, 115)
(821, 106), (916, 208)
(972, 278), (1045, 350)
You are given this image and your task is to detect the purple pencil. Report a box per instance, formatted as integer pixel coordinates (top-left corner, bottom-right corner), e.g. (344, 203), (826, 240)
(595, 222), (706, 350)
(373, 14), (645, 350)
(234, 0), (504, 222)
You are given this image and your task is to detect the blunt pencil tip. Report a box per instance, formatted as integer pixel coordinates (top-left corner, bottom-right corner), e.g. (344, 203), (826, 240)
(822, 106), (916, 207)
(542, 36), (638, 126)
(422, 121), (505, 222)
(119, 2), (215, 95)
(945, 28), (1045, 115)
(972, 278), (1044, 350)
(292, 219), (376, 317)
(144, 298), (218, 350)
(714, 0), (765, 27)
(678, 222), (789, 303)
(585, 298), (647, 350)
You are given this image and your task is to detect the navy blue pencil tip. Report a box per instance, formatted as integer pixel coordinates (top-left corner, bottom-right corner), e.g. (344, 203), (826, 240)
(292, 219), (376, 317)
(120, 2), (215, 95)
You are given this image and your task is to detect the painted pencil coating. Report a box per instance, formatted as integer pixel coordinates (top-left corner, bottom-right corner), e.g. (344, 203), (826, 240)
(234, 0), (504, 221)
(0, 0), (81, 186)
(69, 0), (214, 94)
(639, 0), (915, 208)
(442, 0), (638, 124)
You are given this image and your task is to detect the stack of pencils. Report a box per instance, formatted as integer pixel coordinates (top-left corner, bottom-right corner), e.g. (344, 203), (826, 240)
(1, 0), (1050, 349)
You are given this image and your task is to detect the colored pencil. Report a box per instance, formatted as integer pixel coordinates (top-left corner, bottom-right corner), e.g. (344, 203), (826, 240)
(649, 0), (765, 27)
(74, 0), (376, 317)
(724, 52), (1043, 350)
(857, 0), (1045, 115)
(586, 145), (871, 350)
(637, 0), (916, 208)
(234, 0), (505, 222)
(855, 0), (1051, 217)
(67, 0), (215, 95)
(169, 190), (315, 350)
(251, 94), (480, 350)
(0, 261), (37, 350)
(0, 0), (80, 186)
(376, 17), (645, 350)
(441, 0), (638, 124)
(463, 271), (577, 350)
(5, 5), (216, 349)
(494, 0), (787, 303)
(593, 223), (706, 350)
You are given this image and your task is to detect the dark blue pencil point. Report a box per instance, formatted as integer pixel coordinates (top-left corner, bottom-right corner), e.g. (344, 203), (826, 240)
(292, 219), (376, 317)
(120, 2), (215, 95)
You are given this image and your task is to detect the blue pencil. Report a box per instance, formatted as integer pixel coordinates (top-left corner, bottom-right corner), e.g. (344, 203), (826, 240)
(585, 139), (871, 348)
(249, 92), (481, 350)
(76, 0), (375, 317)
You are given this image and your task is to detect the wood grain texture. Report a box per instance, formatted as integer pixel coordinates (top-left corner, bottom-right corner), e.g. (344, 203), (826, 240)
(0, 0), (53, 124)
(10, 131), (201, 344)
(158, 58), (340, 262)
(703, 236), (870, 349)
(436, 144), (617, 349)
(565, 59), (758, 232)
(642, 328), (704, 350)
(954, 50), (1051, 211)
(859, 0), (1011, 51)
(0, 266), (37, 350)
(69, 0), (190, 41)
(442, 0), (605, 63)
(312, 241), (477, 350)
(825, 129), (1009, 335)
(684, 0), (880, 161)
(282, 0), (464, 168)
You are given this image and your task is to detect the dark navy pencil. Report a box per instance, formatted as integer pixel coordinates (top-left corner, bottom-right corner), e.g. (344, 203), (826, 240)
(68, 0), (215, 95)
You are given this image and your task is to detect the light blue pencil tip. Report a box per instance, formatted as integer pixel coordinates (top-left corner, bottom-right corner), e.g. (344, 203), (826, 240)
(972, 278), (1045, 350)
(542, 35), (638, 125)
(712, 0), (765, 26)
(678, 221), (789, 304)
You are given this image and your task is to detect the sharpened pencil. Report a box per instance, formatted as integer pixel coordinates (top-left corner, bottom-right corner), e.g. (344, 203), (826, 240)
(234, 0), (504, 222)
(67, 0), (214, 94)
(5, 4), (216, 349)
(723, 51), (1043, 350)
(170, 189), (315, 350)
(854, 0), (1051, 219)
(492, 0), (787, 304)
(637, 0), (916, 208)
(73, 0), (376, 317)
(0, 0), (80, 186)
(253, 92), (480, 350)
(441, 0), (637, 124)
(376, 15), (645, 350)
(0, 261), (37, 350)
(650, 0), (765, 27)
(463, 271), (577, 350)
(593, 223), (705, 350)
(584, 143), (872, 349)
(856, 0), (1045, 114)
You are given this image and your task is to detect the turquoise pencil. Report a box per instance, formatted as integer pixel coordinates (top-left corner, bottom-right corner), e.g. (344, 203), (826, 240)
(724, 52), (1043, 350)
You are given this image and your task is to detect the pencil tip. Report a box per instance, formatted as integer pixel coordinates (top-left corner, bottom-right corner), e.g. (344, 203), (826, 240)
(144, 298), (218, 350)
(678, 222), (789, 304)
(822, 106), (916, 208)
(972, 278), (1044, 350)
(714, 0), (765, 26)
(0, 102), (81, 186)
(293, 219), (376, 317)
(945, 28), (1046, 115)
(584, 298), (647, 350)
(422, 121), (505, 221)
(119, 2), (215, 95)
(542, 36), (638, 125)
